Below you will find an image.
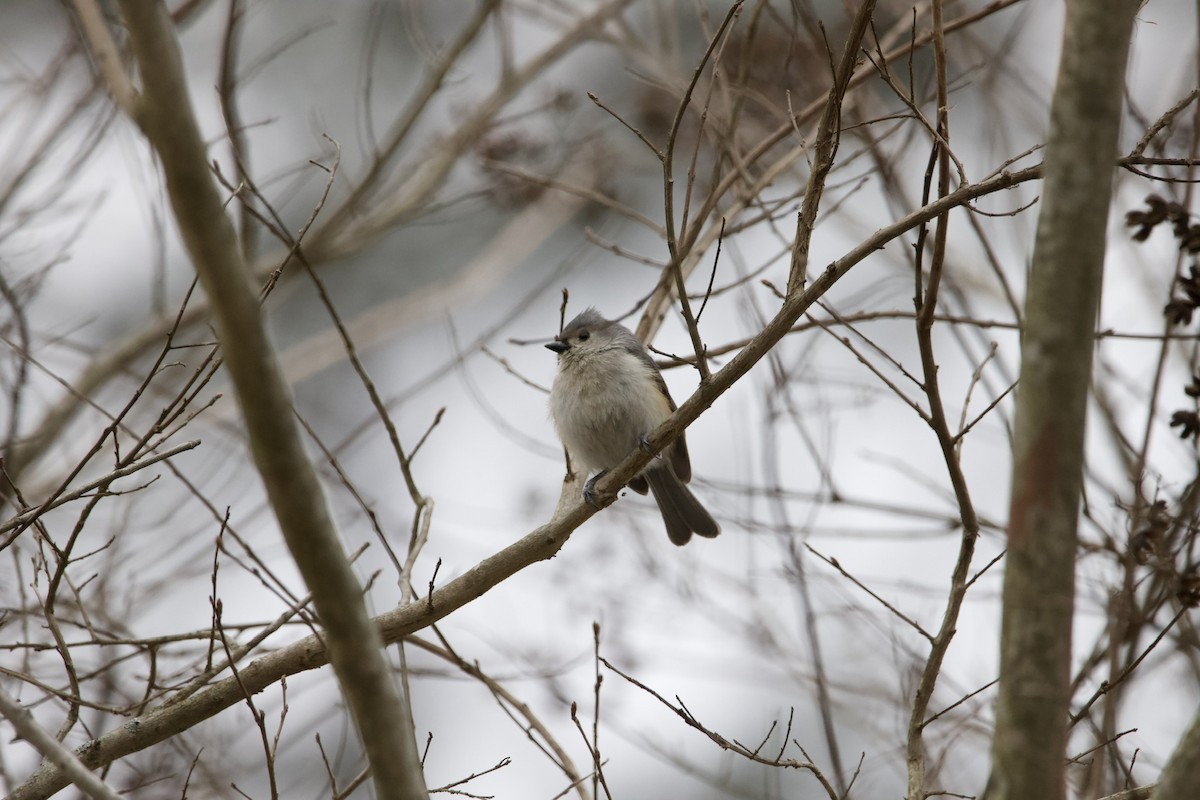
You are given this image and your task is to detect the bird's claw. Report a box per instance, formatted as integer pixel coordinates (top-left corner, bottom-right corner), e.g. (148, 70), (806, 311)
(639, 433), (661, 459)
(583, 471), (607, 508)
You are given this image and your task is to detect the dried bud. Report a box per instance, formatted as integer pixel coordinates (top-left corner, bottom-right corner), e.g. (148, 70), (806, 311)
(1169, 410), (1200, 440)
(1181, 225), (1200, 253)
(1131, 530), (1156, 565)
(1126, 210), (1156, 241)
(1127, 194), (1170, 240)
(1147, 499), (1171, 533)
(1177, 570), (1200, 608)
(1165, 298), (1195, 326)
(1179, 265), (1200, 303)
(1166, 199), (1189, 223)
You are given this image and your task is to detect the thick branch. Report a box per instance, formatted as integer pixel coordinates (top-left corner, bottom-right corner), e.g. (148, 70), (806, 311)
(7, 162), (1042, 800)
(0, 686), (123, 800)
(71, 0), (138, 115)
(1155, 705), (1200, 800)
(111, 2), (426, 798)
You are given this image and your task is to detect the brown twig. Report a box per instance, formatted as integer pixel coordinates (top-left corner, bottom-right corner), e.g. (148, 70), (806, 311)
(805, 542), (935, 642)
(7, 158), (1047, 800)
(600, 656), (839, 799)
(785, 1), (877, 297)
(903, 4), (986, 796)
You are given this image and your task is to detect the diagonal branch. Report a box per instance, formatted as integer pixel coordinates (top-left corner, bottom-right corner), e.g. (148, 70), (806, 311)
(785, 0), (878, 297)
(101, 2), (428, 798)
(0, 685), (123, 800)
(7, 160), (1043, 800)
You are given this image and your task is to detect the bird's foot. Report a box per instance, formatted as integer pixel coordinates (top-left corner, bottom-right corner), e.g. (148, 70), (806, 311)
(639, 433), (661, 459)
(583, 471), (608, 508)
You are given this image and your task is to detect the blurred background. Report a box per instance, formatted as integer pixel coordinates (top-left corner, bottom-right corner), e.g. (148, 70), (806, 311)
(2, 1), (1198, 798)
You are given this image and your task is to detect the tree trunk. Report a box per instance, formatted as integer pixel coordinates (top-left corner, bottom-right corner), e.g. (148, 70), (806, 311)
(989, 1), (1140, 798)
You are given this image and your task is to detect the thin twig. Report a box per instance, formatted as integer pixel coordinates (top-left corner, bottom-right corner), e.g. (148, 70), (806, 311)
(804, 542), (935, 642)
(0, 441), (201, 537)
(600, 657), (840, 799)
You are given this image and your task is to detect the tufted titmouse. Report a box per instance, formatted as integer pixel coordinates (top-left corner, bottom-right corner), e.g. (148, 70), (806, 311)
(546, 308), (720, 545)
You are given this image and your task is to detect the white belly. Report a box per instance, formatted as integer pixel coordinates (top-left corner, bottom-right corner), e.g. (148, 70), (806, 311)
(549, 351), (670, 474)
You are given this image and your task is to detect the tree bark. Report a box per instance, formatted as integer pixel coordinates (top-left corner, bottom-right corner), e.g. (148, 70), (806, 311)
(1155, 705), (1200, 799)
(989, 2), (1140, 799)
(111, 2), (428, 797)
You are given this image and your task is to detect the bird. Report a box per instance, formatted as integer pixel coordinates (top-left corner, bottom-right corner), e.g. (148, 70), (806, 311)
(546, 308), (720, 545)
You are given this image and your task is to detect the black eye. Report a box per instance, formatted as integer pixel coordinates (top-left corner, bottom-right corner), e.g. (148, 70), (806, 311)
(578, 331), (590, 341)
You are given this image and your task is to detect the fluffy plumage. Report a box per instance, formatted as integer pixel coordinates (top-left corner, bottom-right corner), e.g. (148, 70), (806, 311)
(547, 309), (719, 545)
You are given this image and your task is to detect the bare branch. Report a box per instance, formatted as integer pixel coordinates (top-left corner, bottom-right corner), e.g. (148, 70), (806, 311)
(70, 0), (138, 116)
(0, 685), (123, 800)
(109, 2), (427, 797)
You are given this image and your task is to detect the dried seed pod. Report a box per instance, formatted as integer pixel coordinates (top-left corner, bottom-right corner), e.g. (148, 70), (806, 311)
(1169, 410), (1200, 440)
(1130, 530), (1156, 565)
(1177, 570), (1200, 608)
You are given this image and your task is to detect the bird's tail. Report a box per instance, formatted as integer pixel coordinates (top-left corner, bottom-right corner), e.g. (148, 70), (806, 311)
(645, 467), (720, 546)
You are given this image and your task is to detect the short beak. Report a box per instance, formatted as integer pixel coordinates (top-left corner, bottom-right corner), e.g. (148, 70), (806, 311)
(545, 341), (569, 354)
